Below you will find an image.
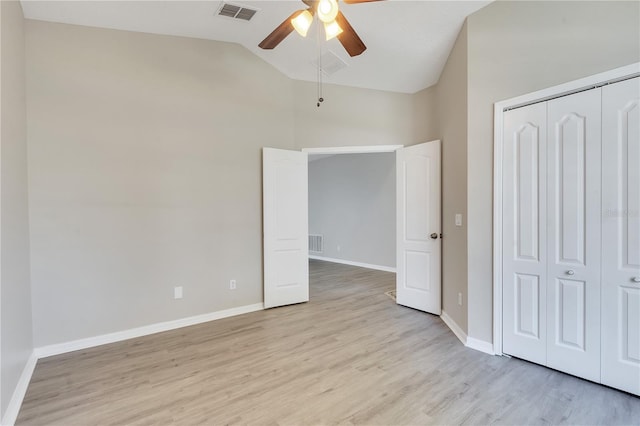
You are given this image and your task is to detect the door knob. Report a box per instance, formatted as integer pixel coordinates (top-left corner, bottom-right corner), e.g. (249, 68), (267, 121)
(566, 270), (575, 276)
(633, 277), (640, 283)
(430, 233), (438, 239)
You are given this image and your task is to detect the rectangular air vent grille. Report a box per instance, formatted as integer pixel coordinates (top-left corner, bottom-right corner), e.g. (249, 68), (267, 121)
(309, 235), (324, 253)
(217, 3), (258, 21)
(312, 51), (348, 76)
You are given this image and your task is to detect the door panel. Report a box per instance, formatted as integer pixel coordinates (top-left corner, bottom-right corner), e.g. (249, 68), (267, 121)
(620, 287), (640, 363)
(515, 273), (541, 339)
(396, 141), (441, 315)
(602, 77), (640, 396)
(503, 103), (547, 364)
(555, 114), (586, 265)
(263, 148), (309, 309)
(546, 88), (601, 382)
(555, 278), (586, 350)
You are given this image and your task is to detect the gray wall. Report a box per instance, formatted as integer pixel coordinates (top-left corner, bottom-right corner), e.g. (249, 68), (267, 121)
(465, 0), (640, 343)
(1, 0), (33, 419)
(26, 20), (295, 347)
(435, 22), (468, 331)
(308, 153), (395, 268)
(412, 85), (439, 144)
(293, 80), (415, 150)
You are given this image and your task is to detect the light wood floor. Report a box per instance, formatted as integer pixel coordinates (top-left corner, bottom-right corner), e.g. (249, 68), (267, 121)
(17, 260), (640, 425)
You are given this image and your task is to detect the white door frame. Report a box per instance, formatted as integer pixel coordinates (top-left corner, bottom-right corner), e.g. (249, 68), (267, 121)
(492, 63), (640, 356)
(302, 145), (403, 155)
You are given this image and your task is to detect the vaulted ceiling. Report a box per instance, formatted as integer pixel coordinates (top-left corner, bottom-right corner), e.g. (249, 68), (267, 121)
(20, 0), (490, 93)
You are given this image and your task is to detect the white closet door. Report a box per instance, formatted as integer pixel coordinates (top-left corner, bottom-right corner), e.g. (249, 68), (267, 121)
(601, 77), (640, 396)
(502, 103), (548, 365)
(546, 89), (602, 382)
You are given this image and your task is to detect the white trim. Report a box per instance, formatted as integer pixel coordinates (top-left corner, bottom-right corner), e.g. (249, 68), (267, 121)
(441, 311), (495, 355)
(466, 337), (495, 356)
(1, 351), (37, 426)
(308, 255), (396, 273)
(302, 145), (403, 155)
(492, 62), (640, 356)
(35, 303), (264, 359)
(496, 63), (640, 112)
(440, 310), (467, 345)
(493, 97), (504, 357)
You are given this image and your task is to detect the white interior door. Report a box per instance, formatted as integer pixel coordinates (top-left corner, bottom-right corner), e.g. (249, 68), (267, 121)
(502, 102), (548, 365)
(546, 89), (602, 382)
(396, 140), (441, 315)
(263, 148), (309, 309)
(601, 77), (640, 396)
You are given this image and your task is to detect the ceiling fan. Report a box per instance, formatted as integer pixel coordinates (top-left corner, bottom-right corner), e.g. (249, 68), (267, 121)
(258, 0), (383, 57)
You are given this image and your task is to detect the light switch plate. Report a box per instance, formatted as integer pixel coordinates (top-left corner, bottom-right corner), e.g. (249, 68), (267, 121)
(174, 286), (183, 299)
(455, 214), (463, 227)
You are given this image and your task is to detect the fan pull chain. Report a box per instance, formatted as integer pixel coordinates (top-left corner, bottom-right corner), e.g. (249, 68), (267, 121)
(316, 16), (324, 108)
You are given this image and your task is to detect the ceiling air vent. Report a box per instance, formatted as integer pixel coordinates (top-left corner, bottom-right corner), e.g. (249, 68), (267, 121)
(217, 2), (258, 21)
(312, 51), (348, 76)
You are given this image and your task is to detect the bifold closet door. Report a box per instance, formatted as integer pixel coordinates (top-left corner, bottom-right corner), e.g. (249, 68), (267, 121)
(601, 77), (640, 396)
(546, 89), (602, 382)
(502, 103), (548, 365)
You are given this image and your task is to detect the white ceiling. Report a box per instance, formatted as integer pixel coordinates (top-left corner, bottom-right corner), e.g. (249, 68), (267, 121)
(20, 0), (490, 94)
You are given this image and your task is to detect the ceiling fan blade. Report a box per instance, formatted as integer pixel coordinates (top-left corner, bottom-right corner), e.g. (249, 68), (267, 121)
(335, 11), (366, 57)
(342, 0), (384, 3)
(259, 10), (304, 50)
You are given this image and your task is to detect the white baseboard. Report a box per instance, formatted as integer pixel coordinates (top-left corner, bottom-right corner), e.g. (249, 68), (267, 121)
(309, 255), (396, 273)
(1, 351), (38, 426)
(466, 337), (495, 355)
(35, 303), (264, 359)
(440, 311), (495, 355)
(440, 310), (468, 345)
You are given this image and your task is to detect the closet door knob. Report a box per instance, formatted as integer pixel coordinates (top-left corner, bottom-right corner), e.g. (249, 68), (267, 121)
(566, 270), (575, 276)
(633, 277), (640, 283)
(430, 233), (438, 239)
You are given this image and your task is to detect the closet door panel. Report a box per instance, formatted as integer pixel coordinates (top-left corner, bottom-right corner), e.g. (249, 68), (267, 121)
(547, 89), (602, 382)
(503, 103), (548, 364)
(602, 77), (640, 396)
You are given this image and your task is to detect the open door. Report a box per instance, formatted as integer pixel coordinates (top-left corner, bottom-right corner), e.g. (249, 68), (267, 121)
(263, 148), (309, 309)
(396, 140), (441, 314)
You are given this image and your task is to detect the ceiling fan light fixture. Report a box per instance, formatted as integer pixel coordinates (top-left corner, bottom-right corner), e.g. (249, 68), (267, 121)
(317, 0), (339, 23)
(292, 10), (313, 37)
(324, 20), (343, 40)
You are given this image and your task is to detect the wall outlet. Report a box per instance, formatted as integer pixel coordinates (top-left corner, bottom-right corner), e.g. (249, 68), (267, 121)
(455, 214), (463, 227)
(174, 286), (183, 299)
(229, 279), (236, 290)
(458, 292), (463, 306)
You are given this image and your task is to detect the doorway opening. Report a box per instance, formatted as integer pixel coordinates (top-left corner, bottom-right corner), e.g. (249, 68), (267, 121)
(263, 142), (441, 314)
(306, 145), (400, 276)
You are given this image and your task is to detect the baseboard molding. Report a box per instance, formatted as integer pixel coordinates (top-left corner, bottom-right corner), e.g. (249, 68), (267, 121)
(35, 303), (264, 359)
(466, 337), (495, 355)
(309, 255), (396, 273)
(440, 311), (496, 355)
(440, 310), (468, 345)
(1, 351), (38, 426)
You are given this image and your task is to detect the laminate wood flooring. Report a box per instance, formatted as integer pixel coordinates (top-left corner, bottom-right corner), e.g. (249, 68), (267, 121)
(17, 260), (640, 425)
